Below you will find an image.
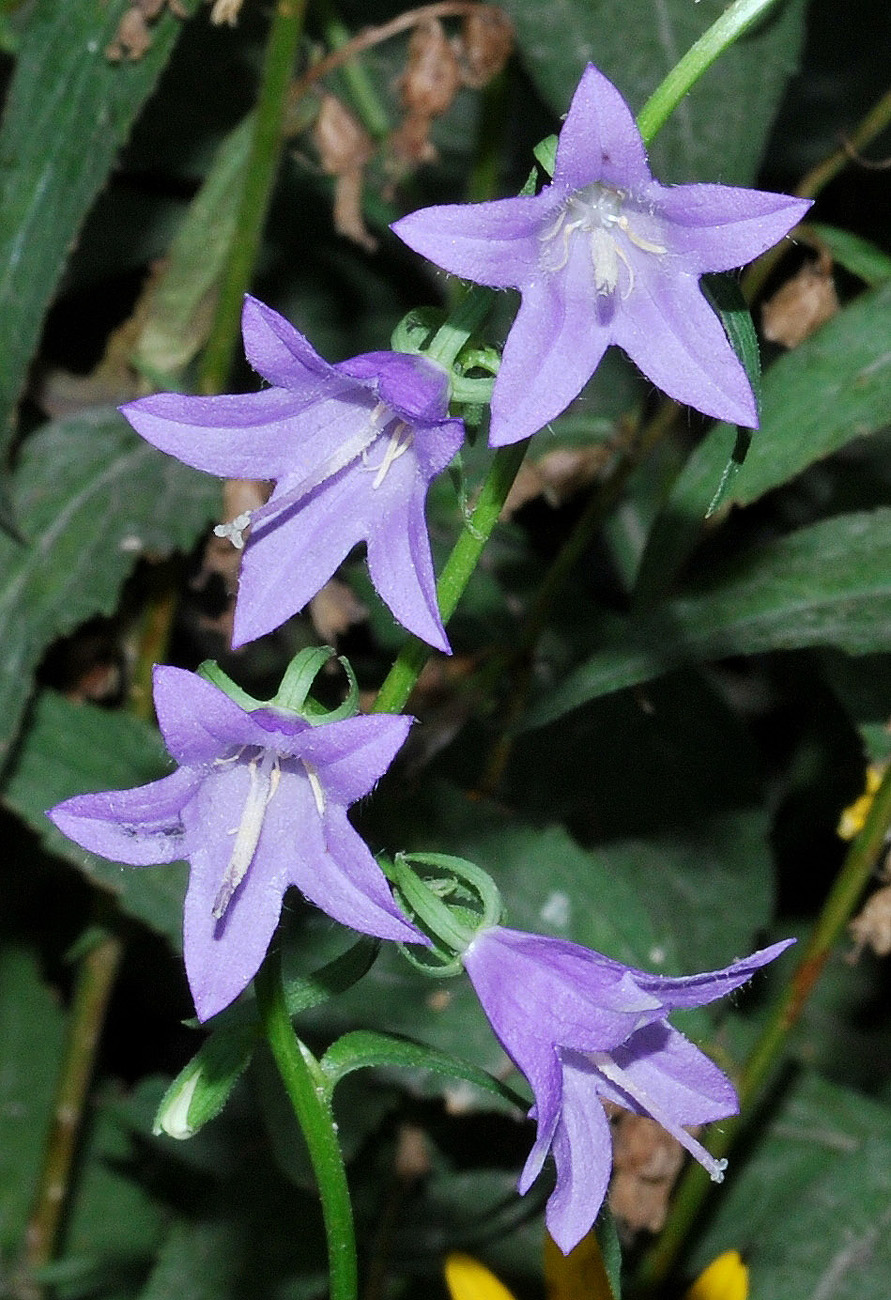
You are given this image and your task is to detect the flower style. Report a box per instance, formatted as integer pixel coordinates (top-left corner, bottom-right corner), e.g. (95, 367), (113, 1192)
(392, 64), (811, 446)
(122, 297), (465, 652)
(462, 925), (793, 1253)
(48, 666), (423, 1021)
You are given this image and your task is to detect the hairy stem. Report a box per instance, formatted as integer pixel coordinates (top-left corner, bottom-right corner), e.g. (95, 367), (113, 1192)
(199, 0), (308, 394)
(634, 762), (891, 1293)
(255, 948), (358, 1300)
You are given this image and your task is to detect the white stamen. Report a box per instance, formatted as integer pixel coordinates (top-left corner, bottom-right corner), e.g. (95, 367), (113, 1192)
(303, 760), (326, 816)
(539, 182), (666, 298)
(212, 750), (281, 919)
(371, 423), (413, 488)
(587, 1049), (729, 1183)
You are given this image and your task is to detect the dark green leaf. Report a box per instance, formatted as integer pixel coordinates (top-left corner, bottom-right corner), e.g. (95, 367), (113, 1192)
(810, 222), (891, 286)
(0, 409), (219, 765)
(137, 1220), (245, 1300)
(527, 509), (891, 728)
(501, 0), (805, 183)
(692, 1072), (891, 1299)
(637, 281), (891, 597)
(3, 690), (187, 949)
(0, 946), (65, 1256)
(0, 0), (199, 469)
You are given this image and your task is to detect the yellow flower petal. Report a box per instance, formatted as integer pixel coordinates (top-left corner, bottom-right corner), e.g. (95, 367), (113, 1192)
(838, 764), (886, 839)
(544, 1231), (615, 1300)
(444, 1253), (518, 1300)
(684, 1249), (749, 1300)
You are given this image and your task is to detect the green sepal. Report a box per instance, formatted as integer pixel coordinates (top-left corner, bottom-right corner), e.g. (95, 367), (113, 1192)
(320, 1029), (528, 1111)
(281, 936), (381, 1016)
(197, 647), (360, 725)
(390, 306), (446, 356)
(533, 134), (558, 178)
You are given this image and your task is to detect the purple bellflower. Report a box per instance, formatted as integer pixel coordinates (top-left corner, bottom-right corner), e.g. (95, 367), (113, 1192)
(392, 64), (812, 446)
(122, 297), (465, 653)
(462, 925), (793, 1253)
(48, 666), (424, 1022)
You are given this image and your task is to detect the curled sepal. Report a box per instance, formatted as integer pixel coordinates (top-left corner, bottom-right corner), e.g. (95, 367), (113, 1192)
(153, 1019), (258, 1140)
(197, 647), (360, 725)
(383, 851), (504, 972)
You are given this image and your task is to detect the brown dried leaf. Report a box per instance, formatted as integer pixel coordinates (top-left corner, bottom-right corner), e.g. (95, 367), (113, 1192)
(762, 258), (840, 348)
(458, 8), (514, 88)
(308, 578), (368, 643)
(400, 19), (461, 118)
(312, 95), (377, 251)
(209, 0), (243, 24)
(608, 1109), (686, 1235)
(106, 8), (153, 61)
(849, 875), (891, 960)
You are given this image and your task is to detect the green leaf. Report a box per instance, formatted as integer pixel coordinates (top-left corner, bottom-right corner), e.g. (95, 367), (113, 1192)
(0, 409), (219, 765)
(132, 113), (255, 384)
(636, 281), (891, 597)
(527, 509), (891, 729)
(810, 222), (891, 287)
(0, 946), (65, 1256)
(0, 0), (199, 470)
(137, 1220), (245, 1300)
(501, 0), (805, 183)
(321, 1029), (527, 1110)
(692, 1072), (891, 1299)
(3, 690), (187, 949)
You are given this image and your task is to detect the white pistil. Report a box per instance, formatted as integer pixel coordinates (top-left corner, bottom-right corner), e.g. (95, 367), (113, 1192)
(587, 1049), (729, 1184)
(212, 749), (281, 920)
(211, 402), (391, 550)
(303, 760), (326, 816)
(539, 182), (666, 298)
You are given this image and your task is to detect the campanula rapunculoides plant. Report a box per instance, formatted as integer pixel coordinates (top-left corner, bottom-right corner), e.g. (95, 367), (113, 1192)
(462, 926), (793, 1252)
(393, 64), (812, 445)
(49, 664), (424, 1021)
(122, 296), (465, 652)
(29, 8), (874, 1295)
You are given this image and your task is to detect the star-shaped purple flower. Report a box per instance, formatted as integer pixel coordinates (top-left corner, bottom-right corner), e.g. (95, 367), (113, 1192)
(393, 64), (812, 446)
(48, 666), (423, 1022)
(462, 925), (793, 1253)
(122, 297), (465, 652)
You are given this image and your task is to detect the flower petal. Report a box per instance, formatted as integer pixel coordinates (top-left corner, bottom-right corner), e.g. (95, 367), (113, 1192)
(338, 351), (452, 423)
(231, 473), (367, 648)
(392, 193), (548, 289)
(629, 939), (795, 1009)
(489, 240), (612, 445)
(602, 1023), (738, 1124)
(294, 713), (413, 804)
(241, 295), (342, 392)
(366, 477), (450, 653)
(553, 63), (651, 193)
(287, 797), (424, 944)
(152, 665), (281, 762)
(121, 387), (315, 480)
(612, 267), (759, 426)
(657, 183), (812, 273)
(48, 767), (199, 866)
(544, 1060), (614, 1255)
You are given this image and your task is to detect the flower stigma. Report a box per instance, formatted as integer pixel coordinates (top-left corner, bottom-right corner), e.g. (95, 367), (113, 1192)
(213, 749), (281, 919)
(539, 182), (666, 295)
(585, 1048), (729, 1183)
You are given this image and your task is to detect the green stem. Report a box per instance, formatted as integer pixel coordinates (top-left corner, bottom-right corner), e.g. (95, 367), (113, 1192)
(372, 441), (527, 715)
(20, 931), (123, 1294)
(314, 0), (390, 137)
(636, 0), (785, 146)
(199, 0), (308, 394)
(634, 762), (891, 1294)
(255, 948), (358, 1300)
